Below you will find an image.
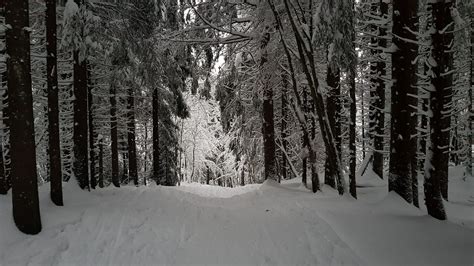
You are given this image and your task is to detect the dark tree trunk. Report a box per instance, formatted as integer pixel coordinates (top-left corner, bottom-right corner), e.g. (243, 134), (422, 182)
(349, 3), (357, 198)
(301, 88), (308, 187)
(325, 65), (340, 189)
(372, 0), (387, 179)
(0, 2), (11, 195)
(46, 0), (63, 204)
(432, 1), (453, 201)
(152, 88), (160, 184)
(110, 82), (119, 187)
(389, 0), (418, 204)
(5, 0), (42, 234)
(88, 67), (96, 189)
(280, 73), (288, 180)
(261, 29), (277, 181)
(98, 137), (104, 188)
(424, 0), (453, 220)
(72, 0), (89, 190)
(127, 87), (138, 186)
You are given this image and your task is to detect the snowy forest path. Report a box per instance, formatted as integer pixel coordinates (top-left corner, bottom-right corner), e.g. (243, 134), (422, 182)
(0, 181), (363, 266)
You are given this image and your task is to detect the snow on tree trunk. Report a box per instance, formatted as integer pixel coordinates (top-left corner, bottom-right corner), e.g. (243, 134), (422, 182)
(325, 65), (340, 189)
(388, 0), (418, 204)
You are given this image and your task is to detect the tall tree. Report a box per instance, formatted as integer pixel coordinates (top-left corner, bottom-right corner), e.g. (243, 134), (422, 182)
(46, 0), (63, 204)
(88, 67), (96, 189)
(325, 65), (340, 189)
(371, 0), (388, 179)
(110, 78), (120, 187)
(260, 27), (277, 181)
(5, 0), (42, 234)
(423, 0), (454, 220)
(72, 0), (89, 189)
(0, 0), (11, 195)
(152, 87), (160, 184)
(388, 0), (418, 203)
(127, 85), (138, 186)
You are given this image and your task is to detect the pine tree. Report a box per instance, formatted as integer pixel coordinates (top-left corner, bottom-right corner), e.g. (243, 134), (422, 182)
(72, 0), (89, 189)
(110, 78), (120, 187)
(127, 85), (138, 186)
(46, 0), (63, 204)
(388, 0), (418, 203)
(5, 0), (42, 234)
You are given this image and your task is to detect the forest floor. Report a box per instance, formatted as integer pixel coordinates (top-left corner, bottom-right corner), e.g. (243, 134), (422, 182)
(0, 166), (473, 266)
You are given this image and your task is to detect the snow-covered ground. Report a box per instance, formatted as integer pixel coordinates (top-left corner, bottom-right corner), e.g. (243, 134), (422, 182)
(0, 167), (473, 266)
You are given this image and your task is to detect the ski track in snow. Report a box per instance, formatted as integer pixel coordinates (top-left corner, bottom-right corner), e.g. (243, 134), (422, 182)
(0, 169), (473, 266)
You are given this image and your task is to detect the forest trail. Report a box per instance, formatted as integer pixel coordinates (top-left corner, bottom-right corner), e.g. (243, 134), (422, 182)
(1, 171), (473, 266)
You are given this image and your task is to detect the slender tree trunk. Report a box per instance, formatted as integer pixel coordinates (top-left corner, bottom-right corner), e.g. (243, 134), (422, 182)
(152, 88), (160, 184)
(261, 28), (277, 181)
(72, 0), (89, 190)
(88, 68), (96, 189)
(98, 136), (104, 188)
(372, 0), (387, 179)
(127, 86), (138, 186)
(0, 2), (11, 195)
(388, 0), (418, 204)
(281, 73), (288, 181)
(325, 65), (340, 189)
(469, 14), (473, 177)
(349, 1), (357, 198)
(46, 0), (63, 204)
(110, 80), (119, 187)
(5, 0), (42, 234)
(302, 88), (308, 187)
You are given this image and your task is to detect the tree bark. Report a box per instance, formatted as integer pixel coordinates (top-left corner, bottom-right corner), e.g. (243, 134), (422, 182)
(72, 0), (89, 190)
(372, 0), (387, 179)
(98, 136), (104, 188)
(424, 0), (453, 220)
(46, 0), (63, 204)
(325, 65), (340, 189)
(88, 67), (96, 189)
(388, 0), (418, 204)
(0, 1), (11, 195)
(261, 28), (277, 181)
(127, 86), (138, 186)
(5, 0), (42, 234)
(110, 80), (119, 187)
(152, 88), (160, 184)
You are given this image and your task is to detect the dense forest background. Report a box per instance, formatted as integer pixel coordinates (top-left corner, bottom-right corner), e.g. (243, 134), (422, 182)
(0, 0), (472, 235)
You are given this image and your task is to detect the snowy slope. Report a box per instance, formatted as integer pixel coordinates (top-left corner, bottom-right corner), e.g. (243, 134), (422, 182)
(0, 168), (473, 266)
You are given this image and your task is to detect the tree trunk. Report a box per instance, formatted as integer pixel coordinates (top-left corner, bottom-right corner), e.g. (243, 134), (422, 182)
(424, 0), (453, 220)
(325, 65), (340, 189)
(280, 73), (288, 180)
(152, 88), (160, 184)
(98, 136), (104, 188)
(5, 0), (42, 234)
(302, 88), (308, 187)
(46, 0), (63, 204)
(388, 0), (418, 204)
(110, 81), (119, 187)
(72, 0), (89, 190)
(349, 2), (357, 198)
(261, 29), (277, 181)
(88, 67), (96, 189)
(0, 2), (11, 195)
(372, 0), (387, 179)
(431, 1), (454, 201)
(127, 87), (138, 186)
